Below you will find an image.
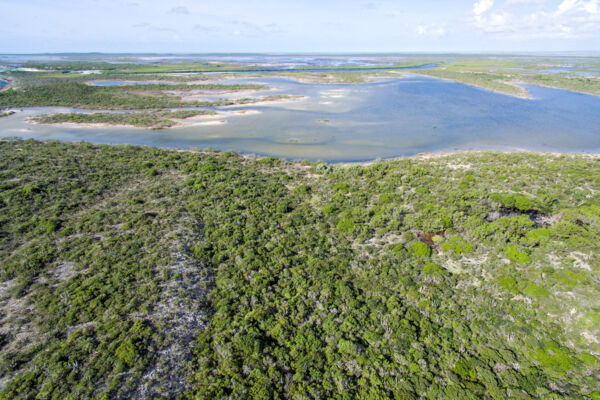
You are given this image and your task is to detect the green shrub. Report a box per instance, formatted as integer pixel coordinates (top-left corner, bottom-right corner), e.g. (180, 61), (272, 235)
(522, 228), (551, 246)
(506, 244), (531, 264)
(523, 282), (550, 298)
(332, 182), (350, 192)
(423, 262), (446, 276)
(497, 276), (519, 294)
(322, 204), (336, 215)
(337, 218), (356, 234)
(532, 342), (573, 372)
(492, 193), (535, 211)
(409, 241), (432, 258)
(293, 185), (311, 194)
(441, 236), (474, 255)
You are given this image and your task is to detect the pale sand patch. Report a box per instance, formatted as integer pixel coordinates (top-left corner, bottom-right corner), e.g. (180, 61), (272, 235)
(184, 120), (227, 127)
(0, 108), (20, 115)
(223, 109), (262, 116)
(222, 95), (306, 108)
(446, 163), (472, 170)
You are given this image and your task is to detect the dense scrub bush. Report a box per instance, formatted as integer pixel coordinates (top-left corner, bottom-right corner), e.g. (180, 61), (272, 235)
(0, 140), (598, 399)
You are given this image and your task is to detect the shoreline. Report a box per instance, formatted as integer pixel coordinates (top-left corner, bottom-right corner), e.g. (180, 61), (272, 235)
(414, 72), (600, 99)
(3, 136), (599, 164)
(411, 72), (532, 100)
(512, 80), (600, 98)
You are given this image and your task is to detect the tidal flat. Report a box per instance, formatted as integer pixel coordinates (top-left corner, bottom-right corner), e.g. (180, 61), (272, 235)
(1, 54), (600, 161)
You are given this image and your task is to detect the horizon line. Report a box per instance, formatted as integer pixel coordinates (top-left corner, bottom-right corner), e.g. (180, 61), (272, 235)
(1, 50), (600, 56)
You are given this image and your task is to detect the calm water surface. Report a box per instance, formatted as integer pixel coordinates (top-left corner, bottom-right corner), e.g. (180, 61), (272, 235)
(2, 75), (600, 161)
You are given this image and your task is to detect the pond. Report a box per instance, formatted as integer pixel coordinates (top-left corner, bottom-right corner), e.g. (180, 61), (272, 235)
(2, 75), (600, 162)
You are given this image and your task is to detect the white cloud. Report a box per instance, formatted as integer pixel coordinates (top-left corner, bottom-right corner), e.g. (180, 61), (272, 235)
(557, 0), (578, 14)
(505, 0), (545, 5)
(471, 0), (600, 38)
(555, 0), (599, 15)
(474, 0), (494, 15)
(169, 6), (190, 15)
(473, 11), (511, 32)
(472, 0), (511, 32)
(416, 24), (447, 36)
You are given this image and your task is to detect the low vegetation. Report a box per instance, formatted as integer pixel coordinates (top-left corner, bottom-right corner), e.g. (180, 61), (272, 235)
(32, 109), (217, 129)
(0, 82), (268, 110)
(0, 139), (598, 399)
(417, 68), (529, 98)
(274, 70), (405, 84)
(528, 74), (600, 96)
(418, 60), (600, 98)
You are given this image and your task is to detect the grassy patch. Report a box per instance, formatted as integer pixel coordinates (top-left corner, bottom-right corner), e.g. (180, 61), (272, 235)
(32, 109), (216, 129)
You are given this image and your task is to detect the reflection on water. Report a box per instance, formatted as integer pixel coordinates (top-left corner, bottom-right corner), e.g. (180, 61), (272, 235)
(2, 76), (600, 162)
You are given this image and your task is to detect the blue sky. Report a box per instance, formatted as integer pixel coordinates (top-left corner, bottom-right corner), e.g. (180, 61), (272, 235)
(1, 0), (598, 53)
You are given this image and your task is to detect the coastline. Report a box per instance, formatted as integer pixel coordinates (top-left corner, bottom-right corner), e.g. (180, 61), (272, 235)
(170, 145), (600, 165)
(512, 80), (600, 98)
(3, 136), (599, 165)
(333, 149), (600, 166)
(411, 72), (531, 100)
(414, 72), (600, 100)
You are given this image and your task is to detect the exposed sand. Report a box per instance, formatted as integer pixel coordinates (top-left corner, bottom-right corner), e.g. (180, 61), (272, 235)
(182, 120), (227, 127)
(0, 109), (19, 118)
(222, 95), (305, 108)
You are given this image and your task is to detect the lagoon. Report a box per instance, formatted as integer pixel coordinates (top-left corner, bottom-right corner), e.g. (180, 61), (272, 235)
(2, 75), (600, 162)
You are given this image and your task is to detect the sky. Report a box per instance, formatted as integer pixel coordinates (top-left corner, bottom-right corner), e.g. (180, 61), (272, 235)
(0, 0), (599, 53)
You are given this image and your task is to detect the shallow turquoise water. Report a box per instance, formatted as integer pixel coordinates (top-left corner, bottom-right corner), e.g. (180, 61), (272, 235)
(2, 75), (600, 162)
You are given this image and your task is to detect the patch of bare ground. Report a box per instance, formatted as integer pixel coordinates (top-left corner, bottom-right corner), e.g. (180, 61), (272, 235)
(132, 209), (212, 399)
(0, 280), (49, 390)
